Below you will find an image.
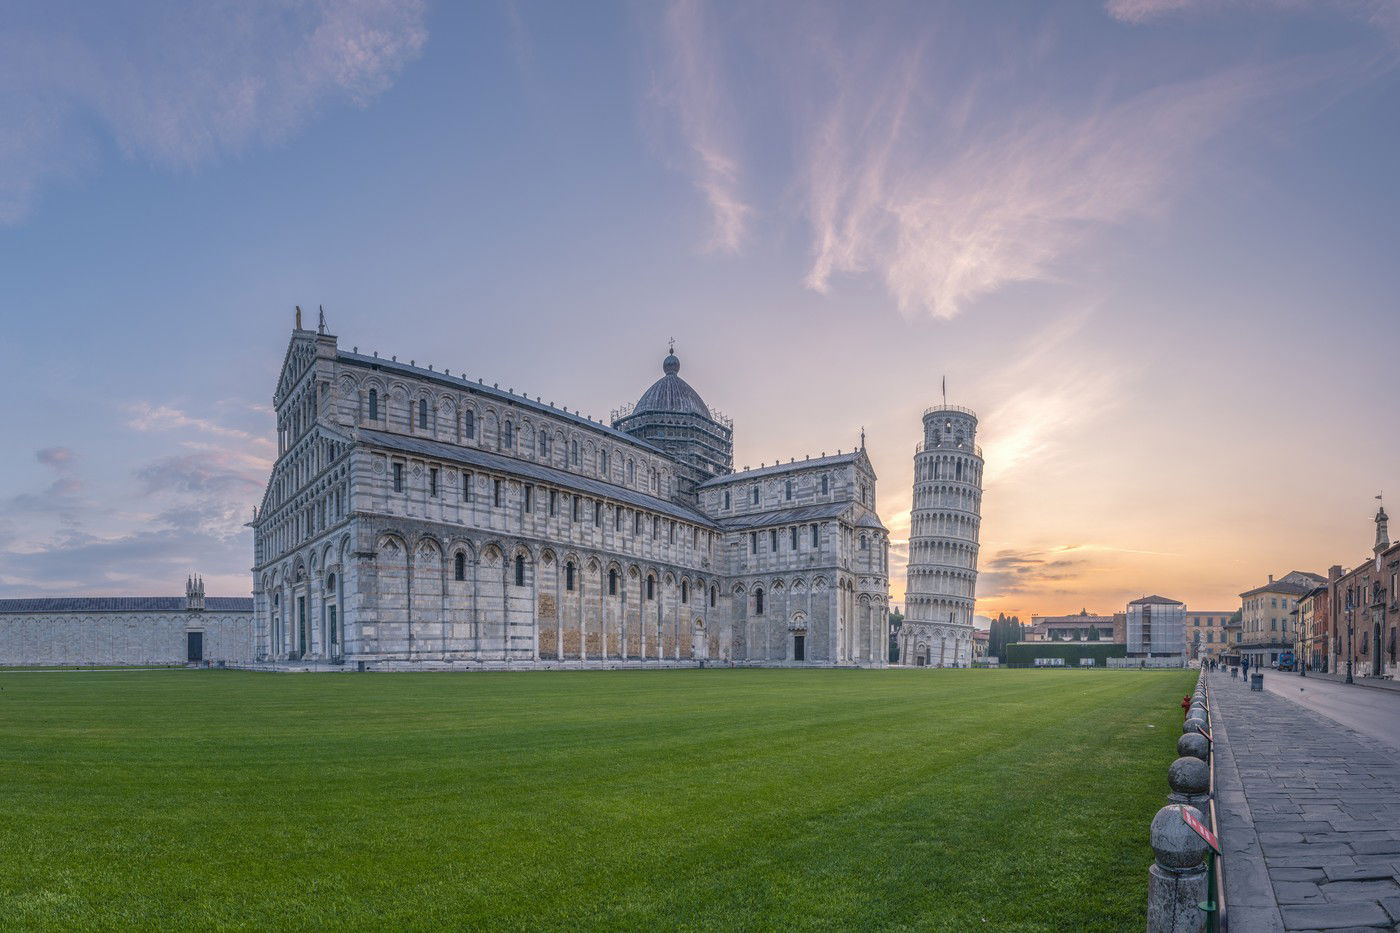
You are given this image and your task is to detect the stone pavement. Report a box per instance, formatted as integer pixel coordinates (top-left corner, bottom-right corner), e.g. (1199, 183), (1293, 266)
(1211, 670), (1400, 931)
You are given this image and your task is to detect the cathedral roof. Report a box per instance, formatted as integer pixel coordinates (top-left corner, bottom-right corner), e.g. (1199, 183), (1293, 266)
(632, 351), (712, 420)
(357, 429), (718, 528)
(696, 451), (867, 489)
(0, 596), (253, 613)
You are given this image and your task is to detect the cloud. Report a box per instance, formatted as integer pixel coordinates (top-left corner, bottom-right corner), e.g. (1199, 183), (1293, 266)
(1105, 0), (1400, 39)
(126, 402), (273, 449)
(0, 0), (427, 224)
(136, 452), (265, 498)
(648, 0), (752, 253)
(977, 548), (1090, 599)
(0, 402), (269, 596)
(36, 447), (76, 469)
(801, 60), (1278, 319)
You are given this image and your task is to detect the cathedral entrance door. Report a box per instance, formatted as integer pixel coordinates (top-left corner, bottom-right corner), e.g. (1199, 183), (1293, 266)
(186, 631), (203, 663)
(793, 634), (805, 662)
(296, 595), (307, 659)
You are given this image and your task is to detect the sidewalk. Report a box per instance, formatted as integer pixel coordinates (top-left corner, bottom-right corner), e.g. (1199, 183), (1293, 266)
(1209, 671), (1400, 932)
(1299, 669), (1400, 694)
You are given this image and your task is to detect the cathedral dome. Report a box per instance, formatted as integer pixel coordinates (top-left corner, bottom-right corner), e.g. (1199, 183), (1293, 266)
(634, 350), (711, 420)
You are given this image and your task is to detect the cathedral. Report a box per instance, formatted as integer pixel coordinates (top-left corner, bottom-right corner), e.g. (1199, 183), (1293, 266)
(251, 313), (891, 669)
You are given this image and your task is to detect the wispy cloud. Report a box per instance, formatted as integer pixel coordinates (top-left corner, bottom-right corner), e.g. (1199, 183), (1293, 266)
(127, 402), (272, 450)
(0, 403), (271, 596)
(1105, 0), (1400, 40)
(801, 60), (1276, 319)
(0, 0), (427, 224)
(978, 548), (1090, 599)
(36, 447), (77, 469)
(978, 307), (1127, 481)
(648, 0), (752, 253)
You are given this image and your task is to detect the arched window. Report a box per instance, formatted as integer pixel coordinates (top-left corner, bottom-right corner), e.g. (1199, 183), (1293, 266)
(646, 575), (656, 600)
(860, 534), (869, 550)
(710, 586), (717, 607)
(514, 555), (525, 586)
(752, 486), (759, 505)
(956, 459), (963, 480)
(608, 569), (618, 595)
(539, 433), (548, 456)
(326, 572), (336, 592)
(418, 398), (428, 429)
(821, 474), (829, 495)
(755, 587), (765, 615)
(785, 479), (793, 500)
(681, 580), (689, 603)
(600, 449), (609, 476)
(368, 389), (379, 420)
(503, 421), (514, 448)
(454, 552), (466, 581)
(627, 460), (635, 483)
(464, 410), (476, 438)
(566, 562), (576, 591)
(570, 440), (579, 465)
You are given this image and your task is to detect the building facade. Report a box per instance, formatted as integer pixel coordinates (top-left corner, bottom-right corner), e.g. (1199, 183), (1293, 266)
(1125, 595), (1186, 660)
(1185, 610), (1233, 663)
(1238, 570), (1325, 669)
(1028, 610), (1115, 642)
(0, 577), (253, 667)
(897, 404), (983, 667)
(1327, 507), (1399, 680)
(250, 317), (889, 669)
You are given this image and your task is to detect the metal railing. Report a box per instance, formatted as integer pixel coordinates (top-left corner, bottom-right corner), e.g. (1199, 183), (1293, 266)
(922, 403), (978, 419)
(913, 441), (984, 459)
(1204, 676), (1229, 933)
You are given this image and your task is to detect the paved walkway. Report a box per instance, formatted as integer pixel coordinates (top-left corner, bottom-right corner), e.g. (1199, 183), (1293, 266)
(1211, 671), (1400, 931)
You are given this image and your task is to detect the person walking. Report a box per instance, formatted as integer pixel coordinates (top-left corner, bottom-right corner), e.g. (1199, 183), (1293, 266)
(1241, 656), (1249, 680)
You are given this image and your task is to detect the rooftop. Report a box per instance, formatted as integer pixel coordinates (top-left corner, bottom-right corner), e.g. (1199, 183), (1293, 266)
(1128, 595), (1184, 606)
(697, 451), (865, 489)
(0, 596), (253, 614)
(339, 350), (665, 455)
(357, 428), (717, 527)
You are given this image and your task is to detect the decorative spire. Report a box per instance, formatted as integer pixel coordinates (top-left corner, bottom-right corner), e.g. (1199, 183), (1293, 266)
(1375, 496), (1389, 555)
(295, 305), (302, 330)
(318, 305), (326, 334)
(860, 426), (866, 450)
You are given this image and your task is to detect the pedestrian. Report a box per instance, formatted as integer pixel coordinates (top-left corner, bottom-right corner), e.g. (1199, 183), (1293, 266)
(1241, 656), (1249, 680)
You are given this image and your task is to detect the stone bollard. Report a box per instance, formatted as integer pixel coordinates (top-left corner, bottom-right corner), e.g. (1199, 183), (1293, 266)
(1189, 705), (1208, 726)
(1167, 755), (1211, 808)
(1177, 731), (1209, 761)
(1182, 716), (1206, 736)
(1148, 804), (1210, 933)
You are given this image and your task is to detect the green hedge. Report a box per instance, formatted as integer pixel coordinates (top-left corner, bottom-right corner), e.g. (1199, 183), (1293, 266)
(1006, 642), (1127, 668)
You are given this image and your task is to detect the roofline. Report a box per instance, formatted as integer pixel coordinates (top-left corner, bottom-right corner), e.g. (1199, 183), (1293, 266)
(697, 450), (868, 488)
(357, 428), (718, 528)
(338, 352), (666, 456)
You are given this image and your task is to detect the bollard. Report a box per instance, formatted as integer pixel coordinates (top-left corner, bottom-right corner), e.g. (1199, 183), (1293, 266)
(1177, 731), (1209, 762)
(1148, 804), (1210, 933)
(1167, 755), (1211, 808)
(1182, 716), (1206, 736)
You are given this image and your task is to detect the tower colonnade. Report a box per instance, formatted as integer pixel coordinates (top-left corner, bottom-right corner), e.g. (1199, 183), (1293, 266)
(899, 404), (983, 667)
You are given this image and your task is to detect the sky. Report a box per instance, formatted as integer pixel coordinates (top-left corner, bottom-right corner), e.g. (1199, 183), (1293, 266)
(1, 0), (1398, 623)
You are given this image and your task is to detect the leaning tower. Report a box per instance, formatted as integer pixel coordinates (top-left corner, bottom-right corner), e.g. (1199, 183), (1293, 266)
(900, 404), (983, 667)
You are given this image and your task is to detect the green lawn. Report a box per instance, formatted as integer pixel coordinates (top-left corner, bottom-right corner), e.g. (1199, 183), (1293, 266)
(0, 668), (1193, 931)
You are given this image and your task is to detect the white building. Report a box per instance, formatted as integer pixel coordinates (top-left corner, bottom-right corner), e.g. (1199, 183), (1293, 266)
(251, 314), (890, 669)
(897, 404), (983, 667)
(0, 577), (253, 667)
(1125, 595), (1186, 661)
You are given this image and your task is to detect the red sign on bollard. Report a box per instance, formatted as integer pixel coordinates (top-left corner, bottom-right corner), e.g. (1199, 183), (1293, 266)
(1182, 808), (1220, 854)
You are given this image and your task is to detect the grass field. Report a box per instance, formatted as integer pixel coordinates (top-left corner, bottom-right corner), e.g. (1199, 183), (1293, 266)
(0, 668), (1193, 931)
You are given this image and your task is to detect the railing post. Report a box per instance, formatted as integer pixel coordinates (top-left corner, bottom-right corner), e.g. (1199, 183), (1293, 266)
(1148, 804), (1210, 933)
